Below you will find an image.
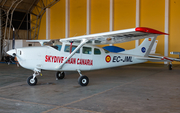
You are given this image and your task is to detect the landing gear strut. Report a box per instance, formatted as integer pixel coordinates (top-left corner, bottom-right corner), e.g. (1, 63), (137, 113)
(77, 70), (89, 86)
(27, 68), (41, 86)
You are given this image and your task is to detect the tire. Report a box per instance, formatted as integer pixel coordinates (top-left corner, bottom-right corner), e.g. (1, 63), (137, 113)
(169, 64), (172, 70)
(78, 75), (89, 86)
(56, 71), (65, 80)
(27, 76), (37, 86)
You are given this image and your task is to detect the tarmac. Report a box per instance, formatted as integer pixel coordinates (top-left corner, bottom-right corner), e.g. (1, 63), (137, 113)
(0, 63), (180, 113)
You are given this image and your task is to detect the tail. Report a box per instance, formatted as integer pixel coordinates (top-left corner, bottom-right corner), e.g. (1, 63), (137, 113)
(120, 36), (157, 57)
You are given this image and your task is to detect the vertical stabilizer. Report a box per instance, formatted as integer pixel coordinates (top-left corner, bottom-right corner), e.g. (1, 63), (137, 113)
(120, 36), (157, 57)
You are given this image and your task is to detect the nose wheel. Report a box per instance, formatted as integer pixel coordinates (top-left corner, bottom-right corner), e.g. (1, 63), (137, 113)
(27, 68), (41, 86)
(27, 76), (38, 86)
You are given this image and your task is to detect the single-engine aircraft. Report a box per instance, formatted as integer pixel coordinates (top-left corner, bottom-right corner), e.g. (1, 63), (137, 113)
(6, 27), (177, 86)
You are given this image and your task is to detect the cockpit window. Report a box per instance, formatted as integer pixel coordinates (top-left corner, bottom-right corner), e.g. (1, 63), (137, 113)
(56, 45), (62, 51)
(51, 45), (62, 51)
(48, 41), (62, 51)
(64, 45), (80, 53)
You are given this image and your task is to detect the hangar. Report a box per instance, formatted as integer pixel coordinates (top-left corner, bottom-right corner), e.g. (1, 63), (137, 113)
(0, 0), (180, 112)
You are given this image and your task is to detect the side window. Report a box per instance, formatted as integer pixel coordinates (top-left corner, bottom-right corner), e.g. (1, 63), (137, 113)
(64, 45), (80, 53)
(57, 45), (62, 51)
(83, 47), (92, 54)
(94, 48), (101, 55)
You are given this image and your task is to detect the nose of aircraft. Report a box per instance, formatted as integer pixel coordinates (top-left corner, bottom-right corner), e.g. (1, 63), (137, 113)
(7, 49), (16, 56)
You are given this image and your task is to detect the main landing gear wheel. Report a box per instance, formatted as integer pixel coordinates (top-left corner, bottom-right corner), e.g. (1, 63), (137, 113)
(169, 64), (172, 70)
(56, 71), (65, 80)
(78, 75), (89, 86)
(27, 76), (37, 86)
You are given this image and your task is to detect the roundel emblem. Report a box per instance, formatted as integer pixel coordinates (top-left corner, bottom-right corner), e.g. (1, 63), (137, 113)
(141, 47), (146, 53)
(105, 55), (111, 63)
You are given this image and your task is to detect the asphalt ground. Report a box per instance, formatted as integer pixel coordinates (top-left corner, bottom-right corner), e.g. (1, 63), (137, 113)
(0, 63), (180, 113)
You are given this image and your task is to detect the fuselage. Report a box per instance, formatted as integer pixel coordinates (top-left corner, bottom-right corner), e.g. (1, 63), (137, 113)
(9, 42), (147, 71)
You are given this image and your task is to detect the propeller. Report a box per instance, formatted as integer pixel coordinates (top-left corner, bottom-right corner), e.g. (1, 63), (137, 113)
(5, 28), (17, 65)
(5, 53), (16, 65)
(12, 27), (15, 49)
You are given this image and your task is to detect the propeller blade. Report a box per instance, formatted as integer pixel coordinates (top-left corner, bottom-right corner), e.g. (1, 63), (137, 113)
(12, 28), (15, 49)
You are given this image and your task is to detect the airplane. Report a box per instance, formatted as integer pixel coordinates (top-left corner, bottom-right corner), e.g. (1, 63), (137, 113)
(6, 27), (178, 86)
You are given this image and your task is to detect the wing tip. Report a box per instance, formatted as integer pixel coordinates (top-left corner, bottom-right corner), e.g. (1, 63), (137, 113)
(135, 27), (169, 35)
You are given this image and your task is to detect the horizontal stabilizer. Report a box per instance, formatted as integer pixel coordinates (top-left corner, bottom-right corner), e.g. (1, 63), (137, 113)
(135, 56), (170, 62)
(136, 55), (180, 62)
(149, 55), (180, 62)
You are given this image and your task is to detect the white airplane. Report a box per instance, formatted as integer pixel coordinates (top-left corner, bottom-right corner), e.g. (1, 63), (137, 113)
(6, 27), (176, 86)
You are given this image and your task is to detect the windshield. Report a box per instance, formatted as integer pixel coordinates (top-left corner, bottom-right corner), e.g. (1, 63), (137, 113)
(44, 41), (62, 51)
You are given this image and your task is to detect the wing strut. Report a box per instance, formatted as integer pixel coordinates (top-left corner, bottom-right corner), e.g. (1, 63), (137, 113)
(56, 39), (89, 69)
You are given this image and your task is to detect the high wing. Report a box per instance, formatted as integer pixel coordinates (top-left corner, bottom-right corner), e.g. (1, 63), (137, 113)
(60, 27), (168, 45)
(26, 27), (168, 46)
